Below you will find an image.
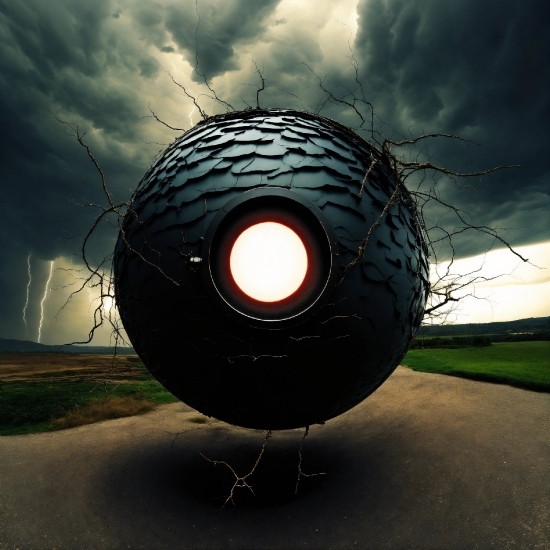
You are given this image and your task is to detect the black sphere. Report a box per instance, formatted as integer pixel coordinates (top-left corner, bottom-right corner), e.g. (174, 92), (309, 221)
(114, 109), (429, 430)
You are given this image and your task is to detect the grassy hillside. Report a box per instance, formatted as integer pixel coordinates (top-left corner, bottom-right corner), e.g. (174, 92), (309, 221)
(402, 341), (550, 391)
(418, 316), (549, 337)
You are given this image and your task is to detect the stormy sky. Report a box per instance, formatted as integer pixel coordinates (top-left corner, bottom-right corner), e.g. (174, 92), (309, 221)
(0, 0), (548, 345)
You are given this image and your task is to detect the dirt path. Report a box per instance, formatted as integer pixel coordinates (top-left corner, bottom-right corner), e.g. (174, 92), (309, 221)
(1, 367), (548, 550)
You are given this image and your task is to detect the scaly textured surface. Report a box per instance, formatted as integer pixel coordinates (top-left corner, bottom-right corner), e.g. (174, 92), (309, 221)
(114, 108), (429, 429)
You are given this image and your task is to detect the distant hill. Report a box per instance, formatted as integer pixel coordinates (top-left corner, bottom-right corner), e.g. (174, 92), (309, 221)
(2, 317), (549, 351)
(0, 338), (135, 355)
(419, 317), (550, 337)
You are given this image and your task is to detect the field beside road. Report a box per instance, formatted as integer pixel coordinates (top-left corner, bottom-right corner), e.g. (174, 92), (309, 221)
(2, 341), (548, 436)
(402, 341), (550, 391)
(0, 353), (178, 435)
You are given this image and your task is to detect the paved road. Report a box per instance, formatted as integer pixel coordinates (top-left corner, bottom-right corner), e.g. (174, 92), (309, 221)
(1, 367), (548, 549)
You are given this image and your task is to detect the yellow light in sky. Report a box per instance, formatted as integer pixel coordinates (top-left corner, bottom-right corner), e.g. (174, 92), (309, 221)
(430, 241), (550, 323)
(230, 222), (308, 302)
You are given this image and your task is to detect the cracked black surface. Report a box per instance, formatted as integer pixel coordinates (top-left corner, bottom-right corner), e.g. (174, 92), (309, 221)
(114, 108), (429, 430)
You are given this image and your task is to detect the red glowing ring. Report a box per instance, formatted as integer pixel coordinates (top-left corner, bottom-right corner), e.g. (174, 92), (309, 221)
(211, 206), (327, 318)
(202, 188), (340, 328)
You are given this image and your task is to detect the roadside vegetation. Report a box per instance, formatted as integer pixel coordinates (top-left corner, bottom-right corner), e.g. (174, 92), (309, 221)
(52, 396), (155, 430)
(402, 341), (550, 392)
(0, 354), (178, 436)
(2, 335), (548, 436)
(409, 330), (549, 349)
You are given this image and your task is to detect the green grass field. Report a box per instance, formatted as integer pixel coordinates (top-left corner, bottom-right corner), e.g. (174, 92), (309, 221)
(0, 374), (178, 435)
(402, 341), (550, 391)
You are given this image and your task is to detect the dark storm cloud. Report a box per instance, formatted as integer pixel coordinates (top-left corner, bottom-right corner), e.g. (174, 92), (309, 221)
(0, 0), (154, 339)
(0, 0), (282, 341)
(138, 57), (161, 78)
(352, 0), (549, 254)
(0, 0), (547, 342)
(132, 0), (281, 80)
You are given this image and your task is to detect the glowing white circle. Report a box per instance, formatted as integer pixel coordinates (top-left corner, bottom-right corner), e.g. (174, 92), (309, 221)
(230, 222), (308, 302)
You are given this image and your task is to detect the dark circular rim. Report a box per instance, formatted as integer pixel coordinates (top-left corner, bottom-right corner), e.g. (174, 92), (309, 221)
(202, 187), (340, 329)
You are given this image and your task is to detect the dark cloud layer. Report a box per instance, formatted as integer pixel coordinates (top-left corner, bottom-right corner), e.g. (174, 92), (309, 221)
(352, 0), (549, 245)
(166, 0), (280, 80)
(128, 0), (280, 79)
(0, 0), (547, 342)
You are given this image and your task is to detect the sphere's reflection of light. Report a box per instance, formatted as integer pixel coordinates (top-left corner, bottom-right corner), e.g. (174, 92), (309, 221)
(230, 222), (308, 302)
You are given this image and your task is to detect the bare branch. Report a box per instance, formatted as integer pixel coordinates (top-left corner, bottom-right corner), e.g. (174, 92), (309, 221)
(302, 62), (370, 135)
(201, 430), (272, 507)
(42, 110), (115, 210)
(412, 191), (530, 263)
(399, 160), (523, 179)
(250, 58), (266, 109)
(276, 86), (306, 104)
(358, 158), (376, 198)
(144, 101), (186, 131)
(385, 133), (480, 148)
(165, 70), (208, 120)
(338, 182), (402, 285)
(295, 426), (326, 494)
(192, 0), (235, 114)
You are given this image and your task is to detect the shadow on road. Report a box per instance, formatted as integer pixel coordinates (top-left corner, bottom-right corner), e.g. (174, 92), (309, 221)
(1, 368), (548, 549)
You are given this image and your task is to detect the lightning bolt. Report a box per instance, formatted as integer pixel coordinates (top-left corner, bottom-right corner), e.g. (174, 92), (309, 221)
(37, 261), (54, 343)
(22, 253), (31, 337)
(189, 105), (196, 127)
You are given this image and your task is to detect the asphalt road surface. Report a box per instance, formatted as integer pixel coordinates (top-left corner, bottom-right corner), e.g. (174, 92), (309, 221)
(1, 367), (548, 550)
